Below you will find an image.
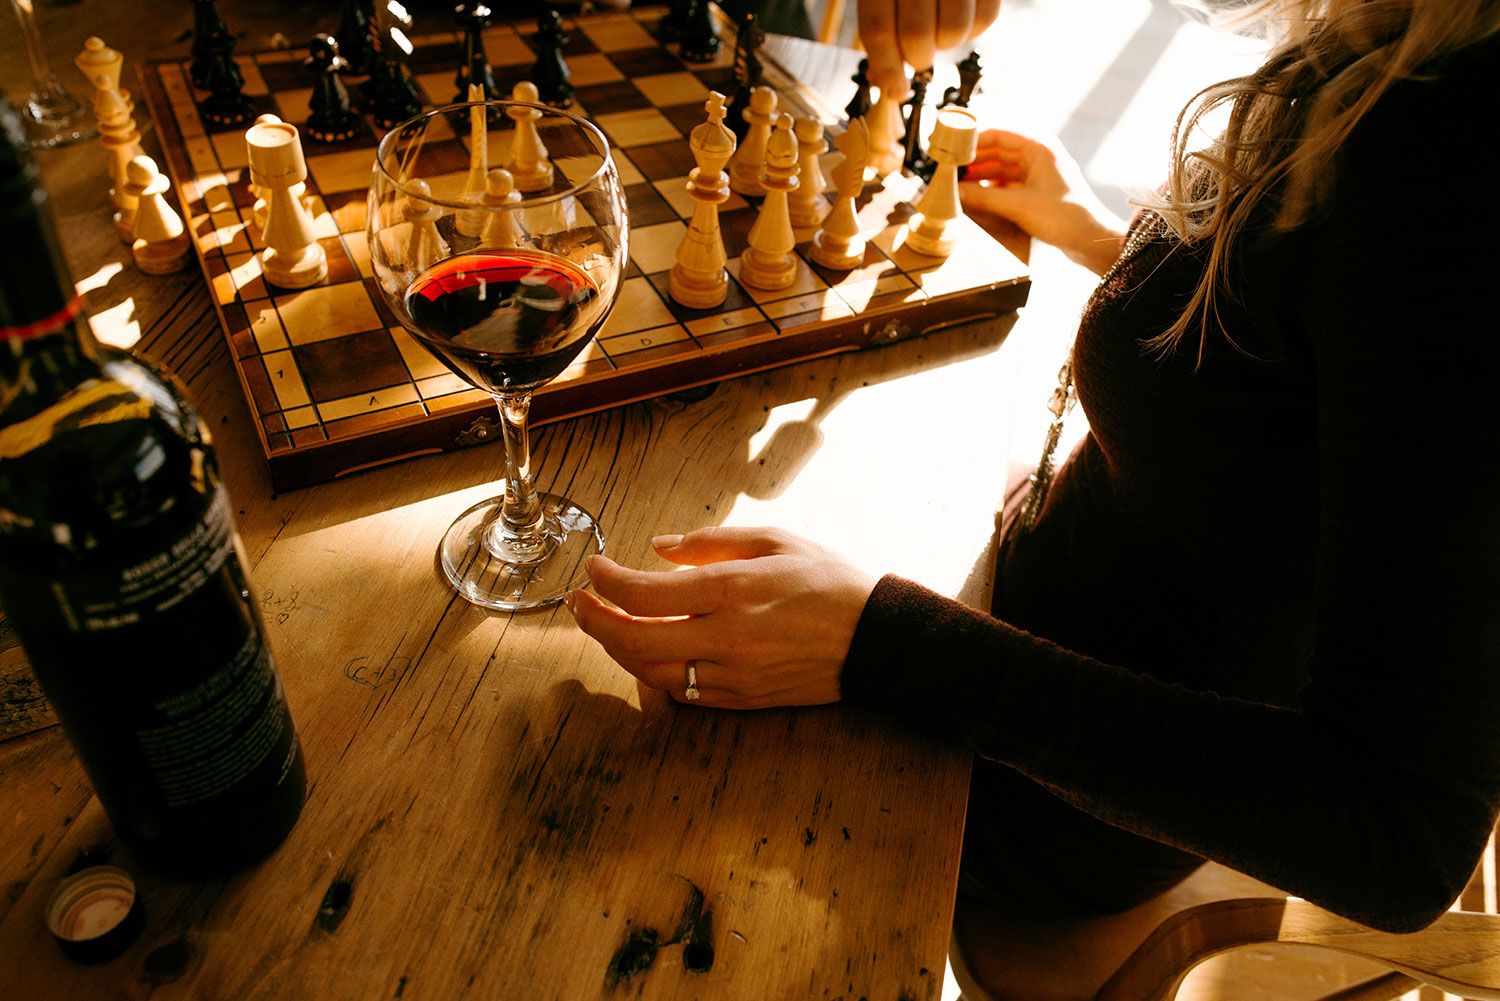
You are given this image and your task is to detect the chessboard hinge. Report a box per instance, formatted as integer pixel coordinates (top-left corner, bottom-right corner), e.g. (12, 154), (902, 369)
(866, 311), (1003, 348)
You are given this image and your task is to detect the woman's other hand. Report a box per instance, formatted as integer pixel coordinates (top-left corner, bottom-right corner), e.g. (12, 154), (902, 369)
(858, 0), (1002, 95)
(960, 129), (1127, 274)
(566, 526), (879, 709)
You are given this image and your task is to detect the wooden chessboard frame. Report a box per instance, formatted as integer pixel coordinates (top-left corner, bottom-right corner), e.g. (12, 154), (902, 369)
(137, 3), (1029, 492)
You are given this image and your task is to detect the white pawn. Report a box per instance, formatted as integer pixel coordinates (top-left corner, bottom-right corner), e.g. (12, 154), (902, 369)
(788, 117), (829, 229)
(738, 114), (799, 291)
(811, 118), (870, 271)
(402, 179), (449, 274)
(866, 88), (905, 177)
(506, 81), (553, 192)
(457, 84), (490, 236)
(124, 156), (190, 275)
(728, 86), (777, 197)
(906, 107), (979, 258)
(480, 169), (524, 249)
(246, 119), (328, 288)
(669, 91), (737, 309)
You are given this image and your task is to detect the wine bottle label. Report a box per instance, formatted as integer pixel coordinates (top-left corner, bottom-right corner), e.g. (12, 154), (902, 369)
(0, 378), (153, 462)
(1, 485), (234, 634)
(135, 627), (289, 807)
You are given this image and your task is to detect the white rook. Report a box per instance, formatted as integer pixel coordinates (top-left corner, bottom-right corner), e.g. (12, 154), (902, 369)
(905, 107), (979, 259)
(246, 119), (328, 289)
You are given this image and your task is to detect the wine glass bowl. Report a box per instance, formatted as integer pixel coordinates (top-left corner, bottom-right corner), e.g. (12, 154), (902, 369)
(367, 99), (628, 610)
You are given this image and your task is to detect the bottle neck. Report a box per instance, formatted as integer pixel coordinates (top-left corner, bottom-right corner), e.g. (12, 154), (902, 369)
(1, 99), (105, 420)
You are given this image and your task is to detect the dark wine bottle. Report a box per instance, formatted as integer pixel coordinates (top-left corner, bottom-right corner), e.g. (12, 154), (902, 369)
(0, 101), (305, 877)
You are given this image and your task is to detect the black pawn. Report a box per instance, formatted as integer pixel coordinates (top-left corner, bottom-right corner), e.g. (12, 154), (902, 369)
(190, 0), (236, 90)
(200, 44), (256, 126)
(368, 28), (424, 128)
(454, 2), (499, 103)
(337, 0), (380, 76)
(305, 34), (362, 143)
(903, 68), (934, 180)
(678, 0), (720, 63)
(845, 58), (872, 121)
(724, 12), (764, 142)
(530, 10), (573, 108)
(658, 0), (692, 40)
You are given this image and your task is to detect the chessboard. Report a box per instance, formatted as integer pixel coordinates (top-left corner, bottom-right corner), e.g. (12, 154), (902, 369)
(137, 3), (1030, 492)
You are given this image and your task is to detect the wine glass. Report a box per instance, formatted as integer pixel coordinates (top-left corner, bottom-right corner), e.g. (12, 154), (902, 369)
(9, 0), (96, 148)
(368, 99), (628, 610)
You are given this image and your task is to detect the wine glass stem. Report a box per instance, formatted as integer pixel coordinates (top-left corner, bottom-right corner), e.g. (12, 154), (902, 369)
(11, 0), (65, 101)
(490, 392), (549, 557)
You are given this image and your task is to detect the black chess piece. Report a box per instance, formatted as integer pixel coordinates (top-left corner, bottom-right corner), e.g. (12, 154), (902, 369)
(658, 0), (692, 40)
(530, 10), (574, 108)
(678, 0), (721, 63)
(903, 67), (935, 180)
(368, 25), (424, 128)
(190, 0), (238, 91)
(953, 50), (982, 107)
(337, 0), (380, 76)
(454, 2), (499, 103)
(845, 58), (872, 121)
(305, 34), (362, 143)
(200, 42), (257, 126)
(724, 12), (765, 142)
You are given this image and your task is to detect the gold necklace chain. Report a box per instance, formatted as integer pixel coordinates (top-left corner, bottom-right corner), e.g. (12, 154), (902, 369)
(1011, 209), (1167, 535)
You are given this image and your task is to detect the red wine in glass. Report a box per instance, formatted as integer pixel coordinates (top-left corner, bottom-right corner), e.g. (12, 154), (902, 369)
(404, 248), (601, 393)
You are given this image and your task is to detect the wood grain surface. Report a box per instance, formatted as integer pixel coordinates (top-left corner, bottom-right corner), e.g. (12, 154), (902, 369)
(0, 5), (1041, 998)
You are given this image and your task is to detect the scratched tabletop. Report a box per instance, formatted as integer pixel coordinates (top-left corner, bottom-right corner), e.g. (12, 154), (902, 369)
(0, 5), (1036, 999)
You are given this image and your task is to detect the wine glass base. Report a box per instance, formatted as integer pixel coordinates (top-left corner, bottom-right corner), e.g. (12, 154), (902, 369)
(437, 492), (603, 611)
(21, 91), (97, 149)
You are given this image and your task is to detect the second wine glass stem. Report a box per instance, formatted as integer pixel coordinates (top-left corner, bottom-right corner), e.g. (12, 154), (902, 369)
(491, 392), (550, 559)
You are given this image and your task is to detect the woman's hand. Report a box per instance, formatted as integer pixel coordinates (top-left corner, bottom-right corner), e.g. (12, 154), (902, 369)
(959, 129), (1127, 274)
(858, 0), (1002, 95)
(565, 526), (879, 709)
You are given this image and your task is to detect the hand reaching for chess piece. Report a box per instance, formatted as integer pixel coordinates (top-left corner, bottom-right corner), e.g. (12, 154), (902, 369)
(857, 0), (1000, 94)
(566, 526), (879, 709)
(958, 129), (1126, 275)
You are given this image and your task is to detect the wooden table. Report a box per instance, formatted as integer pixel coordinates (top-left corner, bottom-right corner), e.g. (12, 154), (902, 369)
(0, 5), (1051, 998)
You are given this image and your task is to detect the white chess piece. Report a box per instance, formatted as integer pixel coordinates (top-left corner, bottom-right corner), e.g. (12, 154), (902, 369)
(124, 156), (190, 275)
(905, 107), (979, 258)
(788, 117), (829, 229)
(669, 92), (737, 309)
(74, 36), (132, 117)
(866, 89), (905, 177)
(480, 169), (524, 249)
(401, 178), (449, 275)
(728, 86), (777, 197)
(246, 119), (328, 288)
(738, 114), (799, 291)
(77, 38), (143, 242)
(248, 114), (309, 236)
(506, 81), (553, 192)
(457, 84), (490, 236)
(811, 118), (870, 271)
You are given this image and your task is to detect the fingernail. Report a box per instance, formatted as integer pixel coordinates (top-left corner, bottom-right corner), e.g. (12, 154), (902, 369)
(562, 590), (576, 614)
(584, 555), (599, 577)
(652, 534), (683, 549)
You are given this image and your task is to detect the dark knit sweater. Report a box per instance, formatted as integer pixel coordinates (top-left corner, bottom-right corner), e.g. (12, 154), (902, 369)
(842, 37), (1500, 933)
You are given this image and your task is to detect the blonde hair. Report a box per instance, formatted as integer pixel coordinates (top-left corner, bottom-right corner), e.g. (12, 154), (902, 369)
(1144, 0), (1500, 361)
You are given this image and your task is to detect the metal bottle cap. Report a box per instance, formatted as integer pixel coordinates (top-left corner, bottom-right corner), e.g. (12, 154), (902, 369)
(45, 865), (145, 963)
